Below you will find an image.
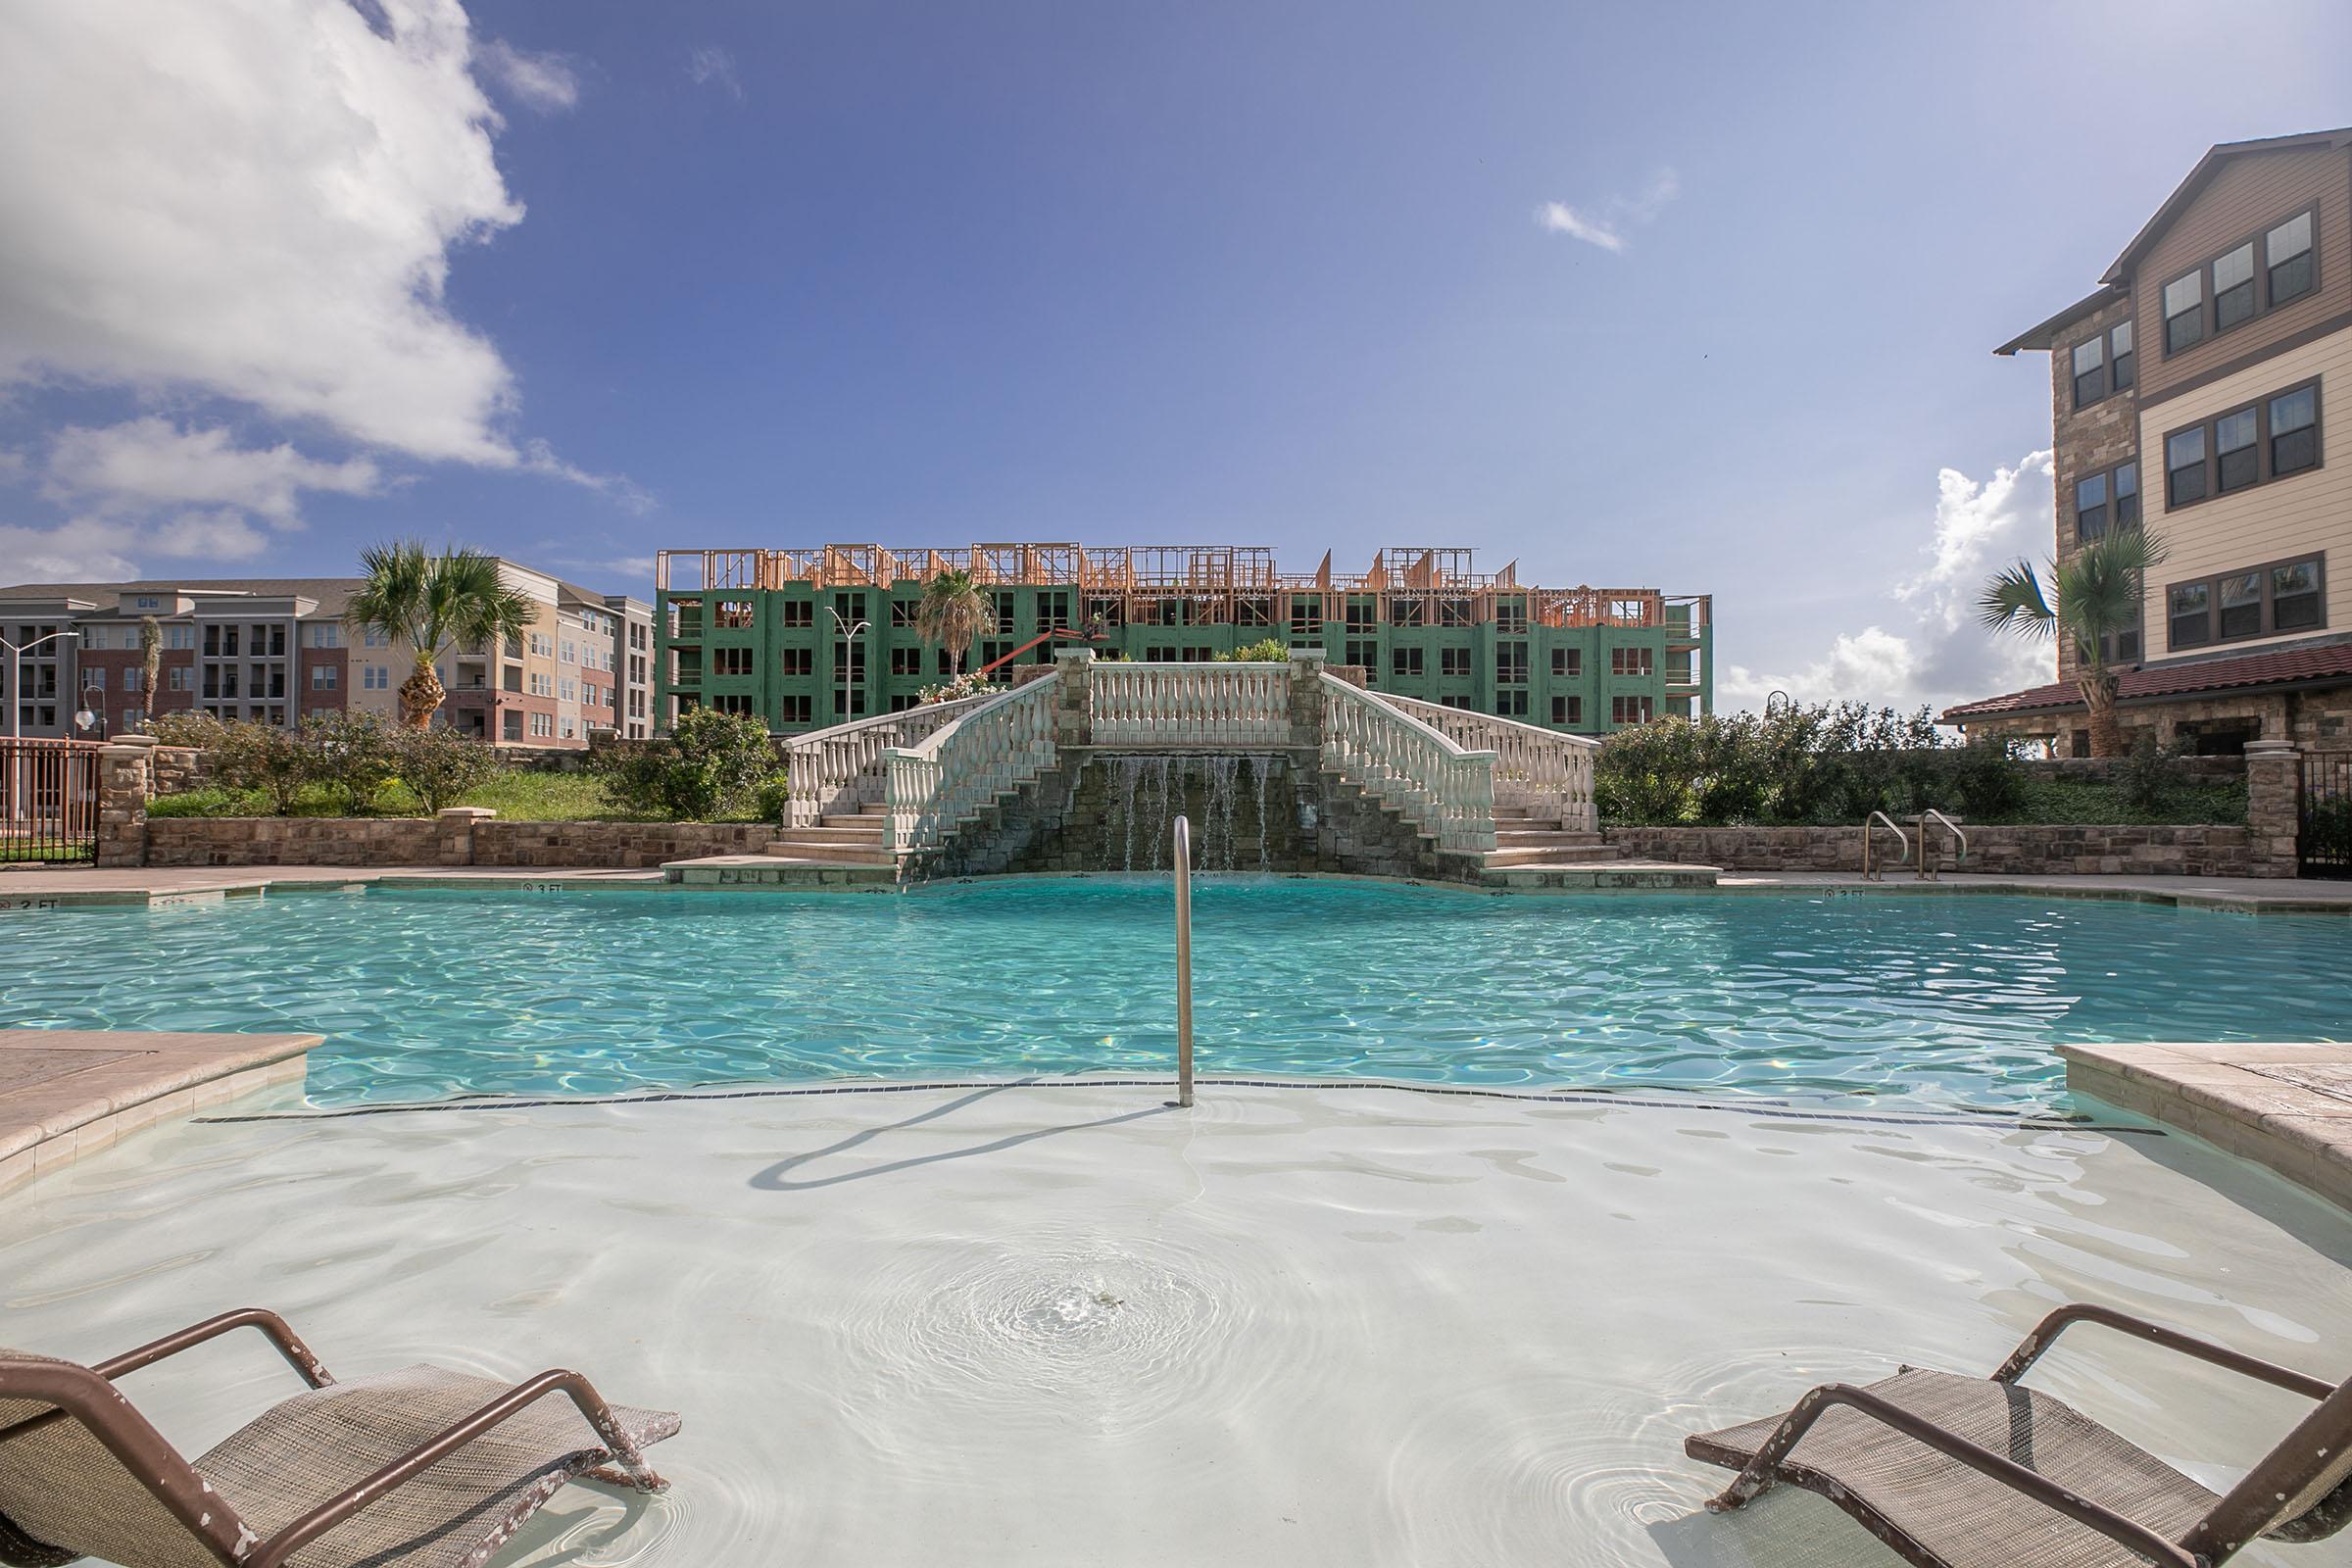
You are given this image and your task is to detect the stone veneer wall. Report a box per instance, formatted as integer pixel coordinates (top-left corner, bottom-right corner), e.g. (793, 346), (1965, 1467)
(469, 821), (778, 866)
(136, 816), (782, 868)
(1604, 824), (2260, 876)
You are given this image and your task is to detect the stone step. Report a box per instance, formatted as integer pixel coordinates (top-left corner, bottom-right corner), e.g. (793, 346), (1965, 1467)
(1494, 829), (1603, 847)
(762, 839), (893, 864)
(819, 811), (887, 829)
(781, 824), (885, 844)
(1482, 844), (1625, 867)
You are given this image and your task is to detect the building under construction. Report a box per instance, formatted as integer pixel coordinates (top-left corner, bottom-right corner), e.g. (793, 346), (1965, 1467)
(654, 543), (1710, 736)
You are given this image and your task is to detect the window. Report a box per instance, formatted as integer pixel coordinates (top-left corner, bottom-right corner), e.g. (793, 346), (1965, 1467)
(1440, 647), (1471, 678)
(1611, 695), (1653, 726)
(780, 694), (812, 724)
(1497, 690), (1529, 716)
(779, 599), (814, 629)
(1494, 644), (1528, 684)
(1610, 647), (1654, 677)
(169, 667), (192, 691)
(1550, 646), (1582, 678)
(1343, 639), (1377, 670)
(891, 647), (924, 676)
(2167, 426), (2208, 505)
(2109, 318), (2134, 391)
(310, 665), (336, 690)
(2213, 240), (2257, 332)
(560, 639), (576, 664)
(711, 648), (754, 676)
(1344, 598), (1376, 633)
(166, 625), (193, 649)
(531, 711), (553, 738)
(82, 668), (105, 691)
(503, 711), (523, 741)
(2163, 270), (2203, 353)
(1551, 695), (1583, 725)
(133, 596), (159, 610)
(2267, 210), (2315, 305)
(1441, 695), (1475, 710)
(711, 694), (754, 716)
(307, 623), (341, 648)
(2271, 385), (2319, 475)
(1391, 646), (1424, 677)
(1390, 596), (1426, 628)
(123, 667), (141, 693)
(2216, 407), (2259, 492)
(779, 647), (812, 676)
(991, 592), (1015, 635)
(2167, 556), (2326, 648)
(368, 665), (393, 690)
(2164, 380), (2322, 507)
(713, 600), (755, 629)
(2071, 336), (2104, 407)
(2077, 465), (2142, 541)
(890, 599), (918, 627)
(1288, 597), (1323, 638)
(1495, 598), (1528, 634)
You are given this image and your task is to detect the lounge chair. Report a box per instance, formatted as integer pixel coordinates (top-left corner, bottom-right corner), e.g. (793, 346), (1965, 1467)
(1686, 1302), (2351, 1568)
(0, 1307), (678, 1568)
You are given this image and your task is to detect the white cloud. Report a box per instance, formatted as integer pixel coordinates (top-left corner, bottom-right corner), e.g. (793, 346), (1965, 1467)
(0, 0), (599, 478)
(46, 418), (380, 526)
(0, 451), (24, 480)
(479, 38), (580, 113)
(150, 508), (270, 561)
(687, 45), (744, 100)
(1536, 168), (1679, 253)
(1718, 451), (2058, 717)
(0, 521), (138, 581)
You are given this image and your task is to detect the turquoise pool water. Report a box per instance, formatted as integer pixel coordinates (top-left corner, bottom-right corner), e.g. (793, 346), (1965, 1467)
(6, 879), (2348, 1109)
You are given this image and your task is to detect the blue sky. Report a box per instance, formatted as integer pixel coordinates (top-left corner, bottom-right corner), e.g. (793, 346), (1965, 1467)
(2, 1), (2348, 712)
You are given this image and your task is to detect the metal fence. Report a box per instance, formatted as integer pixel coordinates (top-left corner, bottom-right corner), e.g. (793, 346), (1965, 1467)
(2300, 751), (2352, 878)
(0, 737), (103, 864)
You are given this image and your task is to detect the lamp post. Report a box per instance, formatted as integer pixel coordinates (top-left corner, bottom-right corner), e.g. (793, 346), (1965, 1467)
(1, 627), (77, 819)
(828, 608), (869, 717)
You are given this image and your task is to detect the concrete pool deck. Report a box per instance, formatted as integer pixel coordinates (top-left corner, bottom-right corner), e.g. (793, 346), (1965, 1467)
(2062, 1043), (2352, 1214)
(0, 1029), (317, 1196)
(2, 1078), (2345, 1568)
(6, 861), (2352, 908)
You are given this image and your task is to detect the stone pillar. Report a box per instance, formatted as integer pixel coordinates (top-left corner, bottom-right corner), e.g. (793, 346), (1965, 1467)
(1288, 648), (1326, 749)
(436, 806), (497, 867)
(96, 736), (157, 867)
(2244, 739), (2301, 879)
(1053, 648), (1094, 748)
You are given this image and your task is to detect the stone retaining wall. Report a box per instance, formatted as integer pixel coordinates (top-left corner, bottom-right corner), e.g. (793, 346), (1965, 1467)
(137, 815), (781, 868)
(470, 821), (778, 867)
(1603, 823), (2261, 877)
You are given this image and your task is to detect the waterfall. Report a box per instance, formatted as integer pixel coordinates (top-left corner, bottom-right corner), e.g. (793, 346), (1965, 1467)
(1098, 752), (1277, 872)
(1250, 754), (1271, 870)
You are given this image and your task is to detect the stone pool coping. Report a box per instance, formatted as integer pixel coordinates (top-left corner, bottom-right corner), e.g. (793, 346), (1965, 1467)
(0, 1031), (318, 1196)
(7, 862), (2352, 908)
(2061, 1043), (2352, 1212)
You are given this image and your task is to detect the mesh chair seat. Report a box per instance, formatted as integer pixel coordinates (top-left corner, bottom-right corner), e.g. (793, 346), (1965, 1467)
(1688, 1368), (2219, 1568)
(193, 1365), (679, 1568)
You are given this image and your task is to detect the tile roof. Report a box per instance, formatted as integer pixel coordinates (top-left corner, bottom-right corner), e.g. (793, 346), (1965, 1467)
(1941, 641), (2352, 721)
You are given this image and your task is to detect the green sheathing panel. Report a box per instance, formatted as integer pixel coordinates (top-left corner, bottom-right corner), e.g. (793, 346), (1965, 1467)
(657, 586), (1712, 737)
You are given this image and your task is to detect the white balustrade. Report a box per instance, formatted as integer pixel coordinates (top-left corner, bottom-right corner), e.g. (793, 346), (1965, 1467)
(884, 674), (1061, 854)
(1318, 675), (1496, 856)
(1371, 692), (1597, 831)
(780, 694), (991, 827)
(1089, 662), (1292, 748)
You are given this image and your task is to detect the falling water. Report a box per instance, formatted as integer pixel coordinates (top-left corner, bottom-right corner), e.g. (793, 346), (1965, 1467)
(1100, 753), (1274, 872)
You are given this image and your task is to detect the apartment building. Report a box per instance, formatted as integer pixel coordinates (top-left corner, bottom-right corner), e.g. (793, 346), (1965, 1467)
(655, 543), (1712, 737)
(0, 564), (654, 747)
(1948, 127), (2352, 754)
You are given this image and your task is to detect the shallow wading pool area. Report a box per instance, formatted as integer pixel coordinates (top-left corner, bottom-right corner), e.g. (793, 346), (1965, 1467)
(5, 881), (2352, 1567)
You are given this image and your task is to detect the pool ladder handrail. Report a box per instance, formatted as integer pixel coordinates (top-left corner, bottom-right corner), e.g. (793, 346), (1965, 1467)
(1916, 808), (1968, 881)
(1172, 813), (1195, 1108)
(1860, 811), (1910, 882)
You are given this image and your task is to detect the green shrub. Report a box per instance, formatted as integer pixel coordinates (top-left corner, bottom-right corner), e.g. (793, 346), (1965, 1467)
(591, 707), (777, 819)
(753, 772), (793, 824)
(2117, 732), (2189, 815)
(2305, 794), (2352, 862)
(187, 717), (315, 815)
(1216, 637), (1289, 662)
(391, 724), (500, 811)
(301, 711), (399, 815)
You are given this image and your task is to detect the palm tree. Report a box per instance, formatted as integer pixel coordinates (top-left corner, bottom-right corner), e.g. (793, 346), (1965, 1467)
(345, 543), (538, 729)
(914, 567), (989, 676)
(1978, 528), (2167, 758)
(136, 615), (161, 729)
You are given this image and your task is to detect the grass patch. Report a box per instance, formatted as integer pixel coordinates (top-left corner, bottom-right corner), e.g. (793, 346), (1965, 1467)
(147, 769), (773, 823)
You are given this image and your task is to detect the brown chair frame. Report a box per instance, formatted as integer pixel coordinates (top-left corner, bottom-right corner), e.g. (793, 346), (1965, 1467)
(1695, 1302), (2352, 1568)
(0, 1308), (667, 1568)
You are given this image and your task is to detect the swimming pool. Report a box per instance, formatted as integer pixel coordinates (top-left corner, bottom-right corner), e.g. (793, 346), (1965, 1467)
(7, 879), (2347, 1109)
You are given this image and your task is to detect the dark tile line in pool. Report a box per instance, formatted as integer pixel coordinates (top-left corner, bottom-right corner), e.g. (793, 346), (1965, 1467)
(192, 1075), (2165, 1137)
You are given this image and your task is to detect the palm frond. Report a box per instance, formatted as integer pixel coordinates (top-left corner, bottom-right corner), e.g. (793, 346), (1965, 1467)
(1977, 559), (2055, 638)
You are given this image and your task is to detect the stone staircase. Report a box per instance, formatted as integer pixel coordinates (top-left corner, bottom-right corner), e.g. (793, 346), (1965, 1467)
(1483, 804), (1622, 870)
(762, 803), (893, 867)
